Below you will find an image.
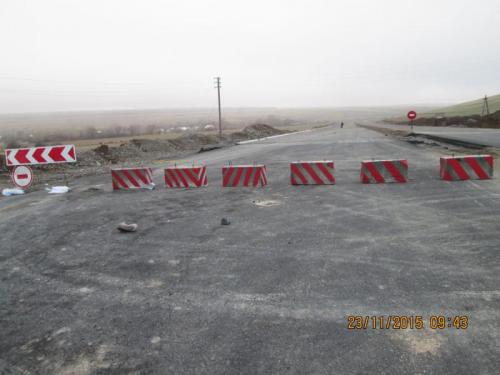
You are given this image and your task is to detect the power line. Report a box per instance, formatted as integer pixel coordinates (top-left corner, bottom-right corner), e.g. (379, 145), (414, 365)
(0, 76), (155, 87)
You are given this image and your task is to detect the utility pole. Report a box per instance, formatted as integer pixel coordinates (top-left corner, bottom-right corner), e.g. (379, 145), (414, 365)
(214, 77), (222, 140)
(481, 94), (490, 117)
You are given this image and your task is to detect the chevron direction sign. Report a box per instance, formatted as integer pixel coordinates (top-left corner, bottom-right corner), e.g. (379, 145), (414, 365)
(5, 145), (77, 166)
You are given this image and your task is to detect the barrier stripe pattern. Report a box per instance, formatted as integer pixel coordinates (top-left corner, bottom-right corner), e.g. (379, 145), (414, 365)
(112, 168), (154, 190)
(5, 145), (76, 166)
(290, 161), (335, 185)
(222, 165), (267, 187)
(440, 155), (493, 181)
(165, 166), (208, 188)
(360, 159), (408, 183)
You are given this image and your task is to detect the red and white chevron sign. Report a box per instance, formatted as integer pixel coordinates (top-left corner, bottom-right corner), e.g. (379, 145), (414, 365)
(5, 145), (76, 166)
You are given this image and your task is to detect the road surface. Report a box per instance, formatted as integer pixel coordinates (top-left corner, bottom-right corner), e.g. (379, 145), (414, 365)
(1, 124), (499, 374)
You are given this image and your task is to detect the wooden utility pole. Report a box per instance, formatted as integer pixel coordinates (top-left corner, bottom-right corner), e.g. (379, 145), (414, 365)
(214, 77), (222, 140)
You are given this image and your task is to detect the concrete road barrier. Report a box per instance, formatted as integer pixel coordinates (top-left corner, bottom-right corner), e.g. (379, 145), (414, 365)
(360, 159), (408, 183)
(290, 161), (335, 185)
(111, 168), (154, 190)
(164, 166), (208, 188)
(222, 164), (267, 187)
(440, 155), (493, 181)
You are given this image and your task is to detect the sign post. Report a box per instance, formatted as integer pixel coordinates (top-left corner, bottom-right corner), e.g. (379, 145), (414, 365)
(407, 111), (417, 133)
(11, 165), (34, 189)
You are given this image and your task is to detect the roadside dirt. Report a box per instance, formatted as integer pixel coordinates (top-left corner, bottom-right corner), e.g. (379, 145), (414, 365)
(386, 109), (500, 128)
(0, 124), (288, 188)
(357, 123), (500, 160)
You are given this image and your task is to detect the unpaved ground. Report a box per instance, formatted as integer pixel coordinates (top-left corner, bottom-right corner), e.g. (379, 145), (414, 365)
(0, 124), (288, 189)
(385, 109), (500, 128)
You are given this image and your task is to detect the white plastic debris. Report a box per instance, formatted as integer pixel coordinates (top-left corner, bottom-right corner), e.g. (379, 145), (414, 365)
(47, 186), (70, 194)
(2, 188), (25, 196)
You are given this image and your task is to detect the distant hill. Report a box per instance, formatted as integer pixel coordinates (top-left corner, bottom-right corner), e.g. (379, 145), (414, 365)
(423, 94), (500, 117)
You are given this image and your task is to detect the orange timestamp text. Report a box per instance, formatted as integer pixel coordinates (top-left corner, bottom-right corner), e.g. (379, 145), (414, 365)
(347, 315), (469, 330)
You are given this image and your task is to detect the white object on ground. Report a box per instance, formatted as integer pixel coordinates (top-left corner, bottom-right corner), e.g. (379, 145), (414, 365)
(2, 188), (25, 196)
(47, 186), (70, 194)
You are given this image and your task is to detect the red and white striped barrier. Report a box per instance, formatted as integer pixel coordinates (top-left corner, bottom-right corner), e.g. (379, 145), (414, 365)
(290, 161), (335, 185)
(112, 168), (155, 190)
(222, 165), (267, 187)
(440, 155), (493, 181)
(164, 166), (208, 188)
(360, 159), (408, 183)
(5, 145), (76, 166)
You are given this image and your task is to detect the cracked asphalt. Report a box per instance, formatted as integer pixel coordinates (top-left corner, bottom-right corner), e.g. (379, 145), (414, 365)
(1, 123), (499, 374)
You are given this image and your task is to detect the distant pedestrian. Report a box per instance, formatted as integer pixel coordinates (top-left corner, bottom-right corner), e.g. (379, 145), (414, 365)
(340, 122), (344, 129)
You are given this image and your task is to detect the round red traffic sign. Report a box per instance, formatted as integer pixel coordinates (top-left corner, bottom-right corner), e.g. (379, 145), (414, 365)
(407, 111), (417, 120)
(11, 165), (34, 189)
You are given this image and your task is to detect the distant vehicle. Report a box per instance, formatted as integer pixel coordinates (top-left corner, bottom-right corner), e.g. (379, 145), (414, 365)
(204, 124), (216, 131)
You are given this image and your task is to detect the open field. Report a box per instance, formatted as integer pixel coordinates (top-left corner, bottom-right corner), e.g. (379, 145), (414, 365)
(0, 106), (434, 148)
(423, 94), (500, 117)
(0, 107), (429, 132)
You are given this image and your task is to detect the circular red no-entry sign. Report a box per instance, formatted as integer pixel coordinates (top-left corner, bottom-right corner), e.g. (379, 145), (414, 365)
(11, 165), (34, 189)
(407, 111), (417, 120)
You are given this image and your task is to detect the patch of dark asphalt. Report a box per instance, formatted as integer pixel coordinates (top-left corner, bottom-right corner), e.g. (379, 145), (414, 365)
(411, 133), (488, 150)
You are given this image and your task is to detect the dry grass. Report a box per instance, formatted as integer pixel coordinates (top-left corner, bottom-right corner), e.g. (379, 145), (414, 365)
(423, 94), (500, 117)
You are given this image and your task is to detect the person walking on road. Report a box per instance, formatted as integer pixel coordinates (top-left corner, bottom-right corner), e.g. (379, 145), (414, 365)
(340, 122), (344, 129)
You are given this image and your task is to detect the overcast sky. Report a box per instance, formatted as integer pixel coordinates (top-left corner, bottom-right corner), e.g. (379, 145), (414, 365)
(0, 0), (499, 113)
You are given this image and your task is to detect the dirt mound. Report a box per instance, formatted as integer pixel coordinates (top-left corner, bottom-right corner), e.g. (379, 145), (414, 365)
(94, 144), (110, 155)
(387, 110), (500, 128)
(490, 110), (500, 121)
(230, 123), (288, 141)
(81, 124), (289, 166)
(242, 123), (288, 138)
(1, 124), (292, 186)
(86, 133), (223, 164)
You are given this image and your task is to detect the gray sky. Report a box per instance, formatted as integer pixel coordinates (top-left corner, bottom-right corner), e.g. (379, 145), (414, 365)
(0, 0), (499, 113)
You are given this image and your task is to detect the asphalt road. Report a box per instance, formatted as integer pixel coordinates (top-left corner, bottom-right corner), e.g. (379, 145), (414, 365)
(1, 124), (499, 374)
(370, 122), (500, 148)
